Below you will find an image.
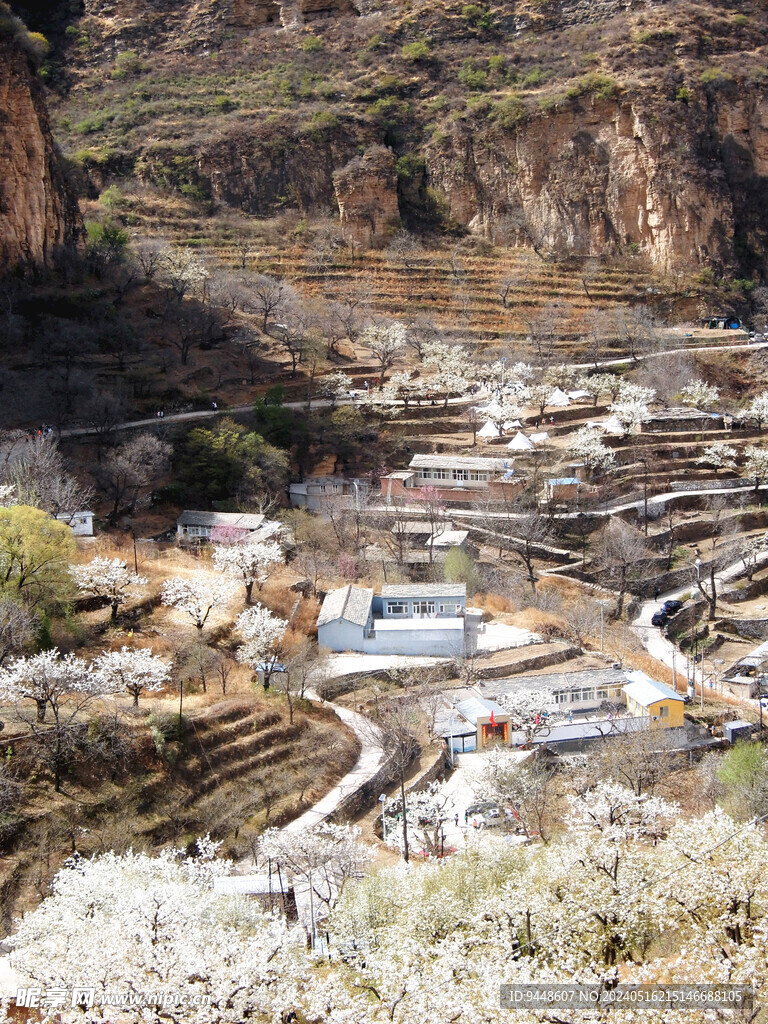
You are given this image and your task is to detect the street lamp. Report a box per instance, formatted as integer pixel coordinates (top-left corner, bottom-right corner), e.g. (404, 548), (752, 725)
(500, 356), (507, 392)
(597, 599), (611, 653)
(448, 715), (455, 768)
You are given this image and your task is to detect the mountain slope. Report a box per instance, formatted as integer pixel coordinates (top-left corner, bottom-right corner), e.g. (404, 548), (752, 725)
(21, 0), (768, 275)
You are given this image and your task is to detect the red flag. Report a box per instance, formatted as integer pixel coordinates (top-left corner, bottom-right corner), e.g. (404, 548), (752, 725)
(490, 710), (496, 727)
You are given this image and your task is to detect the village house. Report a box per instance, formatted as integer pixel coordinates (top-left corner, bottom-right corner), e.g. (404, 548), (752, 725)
(289, 476), (369, 511)
(621, 671), (686, 727)
(380, 454), (522, 504)
(482, 668), (628, 712)
(176, 511), (282, 544)
(317, 583), (481, 656)
(720, 639), (768, 699)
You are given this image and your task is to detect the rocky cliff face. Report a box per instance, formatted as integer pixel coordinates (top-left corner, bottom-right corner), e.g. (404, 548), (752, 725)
(425, 89), (768, 272)
(334, 147), (401, 246)
(0, 33), (81, 273)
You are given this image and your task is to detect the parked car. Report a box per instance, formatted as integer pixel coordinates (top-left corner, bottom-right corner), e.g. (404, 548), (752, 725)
(662, 599), (684, 615)
(759, 695), (768, 709)
(651, 611), (668, 627)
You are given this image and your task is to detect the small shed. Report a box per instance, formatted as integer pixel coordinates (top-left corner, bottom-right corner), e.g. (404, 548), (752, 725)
(455, 696), (510, 748)
(546, 477), (580, 502)
(56, 511), (95, 536)
(723, 720), (753, 745)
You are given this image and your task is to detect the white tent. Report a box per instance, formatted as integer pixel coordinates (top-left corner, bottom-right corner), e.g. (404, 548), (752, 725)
(507, 431), (535, 452)
(529, 431), (549, 444)
(568, 389), (592, 401)
(477, 420), (502, 440)
(502, 419), (523, 430)
(586, 421), (606, 432)
(547, 388), (571, 407)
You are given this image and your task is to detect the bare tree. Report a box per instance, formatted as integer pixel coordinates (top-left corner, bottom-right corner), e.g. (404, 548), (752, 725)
(6, 434), (93, 517)
(248, 274), (287, 333)
(97, 433), (171, 524)
(365, 695), (421, 863)
(596, 519), (652, 617)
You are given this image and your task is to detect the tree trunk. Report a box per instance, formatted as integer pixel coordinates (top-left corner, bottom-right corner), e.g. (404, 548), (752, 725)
(111, 598), (119, 621)
(400, 770), (410, 863)
(245, 580), (254, 604)
(36, 698), (46, 722)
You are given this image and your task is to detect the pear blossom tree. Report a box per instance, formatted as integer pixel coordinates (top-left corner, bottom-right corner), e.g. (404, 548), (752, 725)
(477, 746), (557, 840)
(610, 381), (655, 435)
(8, 840), (310, 1021)
(383, 781), (453, 858)
(578, 372), (622, 406)
(696, 442), (737, 474)
(93, 646), (171, 706)
(680, 378), (720, 408)
(319, 370), (353, 406)
(0, 649), (114, 790)
(567, 426), (616, 475)
(212, 538), (283, 603)
(484, 395), (524, 433)
(361, 320), (408, 379)
(743, 444), (768, 492)
(747, 390), (768, 430)
(259, 823), (372, 941)
(234, 603), (288, 689)
(160, 575), (238, 631)
(71, 556), (147, 621)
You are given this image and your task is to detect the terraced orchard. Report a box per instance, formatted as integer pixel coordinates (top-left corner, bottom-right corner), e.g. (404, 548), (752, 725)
(0, 694), (359, 928)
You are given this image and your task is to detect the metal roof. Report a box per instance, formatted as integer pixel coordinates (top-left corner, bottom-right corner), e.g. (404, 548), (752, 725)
(425, 530), (469, 548)
(455, 696), (508, 724)
(317, 585), (373, 628)
(213, 874), (286, 896)
(392, 520), (453, 535)
(381, 584), (466, 598)
(409, 454), (510, 471)
(178, 511), (266, 529)
(623, 670), (684, 707)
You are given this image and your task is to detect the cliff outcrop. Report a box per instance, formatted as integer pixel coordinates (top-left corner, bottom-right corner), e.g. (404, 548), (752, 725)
(334, 147), (401, 246)
(0, 31), (81, 273)
(425, 87), (768, 272)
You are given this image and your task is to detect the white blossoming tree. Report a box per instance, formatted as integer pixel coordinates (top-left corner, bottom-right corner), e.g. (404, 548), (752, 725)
(212, 538), (283, 603)
(697, 442), (737, 474)
(0, 649), (114, 790)
(259, 822), (372, 940)
(567, 426), (616, 475)
(160, 575), (237, 631)
(747, 390), (768, 430)
(610, 381), (655, 435)
(93, 646), (171, 707)
(8, 841), (310, 1022)
(319, 370), (353, 406)
(680, 378), (720, 408)
(382, 780), (453, 859)
(71, 557), (147, 621)
(361, 320), (408, 379)
(744, 444), (768, 492)
(234, 603), (288, 688)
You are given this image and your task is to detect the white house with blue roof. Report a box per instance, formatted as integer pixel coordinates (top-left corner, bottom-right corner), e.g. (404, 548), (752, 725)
(317, 583), (479, 656)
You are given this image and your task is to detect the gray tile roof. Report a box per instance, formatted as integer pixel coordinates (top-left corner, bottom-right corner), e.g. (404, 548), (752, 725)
(178, 511), (266, 529)
(483, 668), (627, 697)
(455, 696), (508, 724)
(317, 585), (373, 628)
(380, 584), (466, 598)
(409, 454), (510, 472)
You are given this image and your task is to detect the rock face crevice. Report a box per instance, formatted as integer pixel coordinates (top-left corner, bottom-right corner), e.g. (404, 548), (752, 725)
(0, 34), (81, 273)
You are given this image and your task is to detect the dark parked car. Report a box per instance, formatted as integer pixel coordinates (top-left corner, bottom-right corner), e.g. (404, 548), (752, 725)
(662, 600), (684, 615)
(651, 611), (668, 627)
